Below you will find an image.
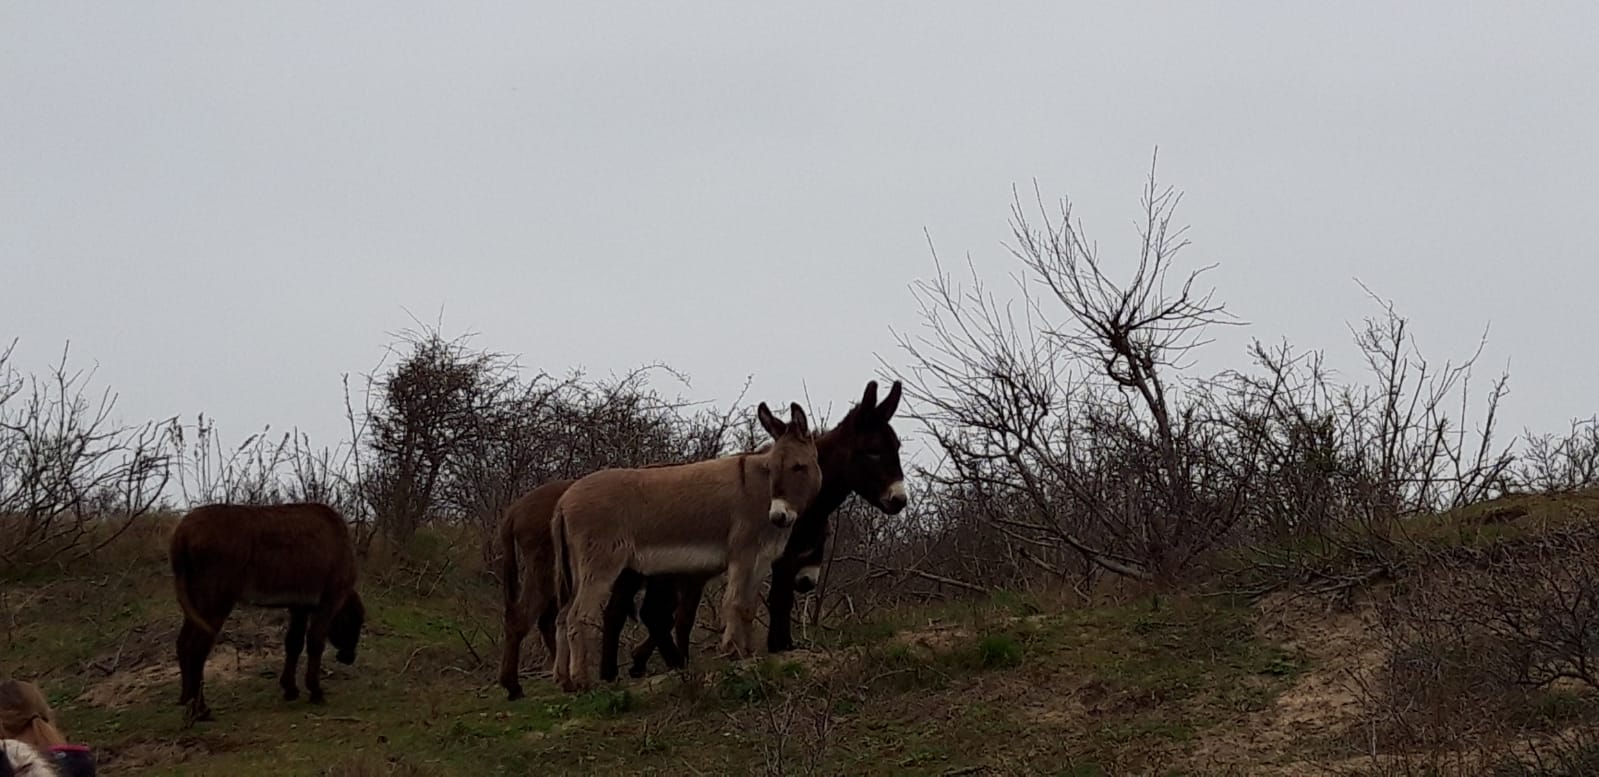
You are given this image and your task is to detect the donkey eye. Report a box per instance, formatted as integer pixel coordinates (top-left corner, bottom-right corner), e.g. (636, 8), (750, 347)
(792, 463), (806, 473)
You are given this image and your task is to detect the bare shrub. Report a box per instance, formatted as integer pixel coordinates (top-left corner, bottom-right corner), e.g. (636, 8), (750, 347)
(892, 158), (1516, 599)
(898, 158), (1244, 584)
(1353, 527), (1599, 769)
(354, 326), (521, 547)
(344, 323), (749, 564)
(743, 662), (843, 777)
(1515, 417), (1599, 494)
(0, 341), (170, 570)
(1217, 300), (1515, 598)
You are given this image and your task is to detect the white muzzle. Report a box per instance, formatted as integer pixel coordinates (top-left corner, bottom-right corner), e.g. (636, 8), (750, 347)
(793, 564), (822, 593)
(769, 498), (798, 527)
(882, 480), (908, 511)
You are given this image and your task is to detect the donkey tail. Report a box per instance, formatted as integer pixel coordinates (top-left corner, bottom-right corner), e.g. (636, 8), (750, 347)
(552, 505), (573, 608)
(500, 506), (522, 622)
(169, 533), (215, 637)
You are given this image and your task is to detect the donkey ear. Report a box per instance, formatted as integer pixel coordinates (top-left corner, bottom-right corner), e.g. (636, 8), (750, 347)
(757, 402), (786, 439)
(788, 402), (810, 437)
(876, 380), (903, 421)
(860, 381), (879, 415)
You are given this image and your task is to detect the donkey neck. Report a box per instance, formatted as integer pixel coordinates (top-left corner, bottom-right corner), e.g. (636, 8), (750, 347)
(806, 425), (857, 521)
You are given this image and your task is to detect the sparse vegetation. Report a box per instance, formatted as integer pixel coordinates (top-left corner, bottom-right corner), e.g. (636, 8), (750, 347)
(7, 164), (1599, 775)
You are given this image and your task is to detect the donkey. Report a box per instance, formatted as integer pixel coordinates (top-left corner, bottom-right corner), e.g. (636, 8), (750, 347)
(498, 477), (574, 697)
(169, 503), (366, 723)
(551, 402), (822, 692)
(498, 478), (826, 698)
(618, 379), (906, 677)
(496, 381), (908, 697)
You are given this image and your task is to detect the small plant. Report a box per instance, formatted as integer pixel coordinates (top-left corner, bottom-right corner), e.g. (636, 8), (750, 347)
(990, 589), (1043, 617)
(975, 633), (1024, 669)
(571, 687), (634, 718)
(1259, 653), (1301, 678)
(716, 659), (805, 704)
(945, 632), (1024, 671)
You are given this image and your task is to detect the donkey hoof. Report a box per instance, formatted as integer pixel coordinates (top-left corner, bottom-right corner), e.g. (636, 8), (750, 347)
(628, 664), (648, 679)
(183, 702), (214, 726)
(282, 687), (300, 701)
(504, 684), (525, 702)
(308, 692), (326, 705)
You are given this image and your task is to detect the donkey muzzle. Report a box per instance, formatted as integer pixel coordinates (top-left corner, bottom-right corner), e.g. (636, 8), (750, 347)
(881, 480), (909, 514)
(769, 498), (798, 528)
(793, 564), (822, 593)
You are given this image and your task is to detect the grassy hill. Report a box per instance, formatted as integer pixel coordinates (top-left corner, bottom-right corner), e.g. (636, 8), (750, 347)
(8, 493), (1599, 775)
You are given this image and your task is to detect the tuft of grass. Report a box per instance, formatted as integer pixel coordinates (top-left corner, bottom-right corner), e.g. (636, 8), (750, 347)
(945, 632), (1024, 671)
(712, 658), (807, 704)
(989, 589), (1044, 617)
(570, 687), (636, 718)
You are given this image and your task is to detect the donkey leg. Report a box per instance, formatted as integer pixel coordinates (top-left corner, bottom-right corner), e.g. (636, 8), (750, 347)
(720, 563), (758, 658)
(537, 601), (560, 673)
(499, 579), (531, 700)
(553, 605), (573, 691)
(177, 618), (221, 724)
(529, 558), (558, 675)
(566, 587), (606, 692)
(600, 570), (642, 682)
(281, 607), (310, 701)
(303, 606), (336, 705)
(766, 557), (801, 653)
(672, 577), (707, 667)
(565, 568), (621, 692)
(631, 576), (679, 677)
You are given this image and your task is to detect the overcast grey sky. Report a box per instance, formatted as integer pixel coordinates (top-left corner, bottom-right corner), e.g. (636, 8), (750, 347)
(4, 3), (1597, 457)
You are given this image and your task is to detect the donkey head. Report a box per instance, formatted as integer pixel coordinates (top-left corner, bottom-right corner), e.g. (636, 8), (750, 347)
(757, 401), (822, 529)
(836, 380), (908, 515)
(329, 591), (366, 665)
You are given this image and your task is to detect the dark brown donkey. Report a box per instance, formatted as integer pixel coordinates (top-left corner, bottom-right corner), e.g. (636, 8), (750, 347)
(619, 379), (906, 677)
(170, 503), (366, 723)
(552, 402), (822, 692)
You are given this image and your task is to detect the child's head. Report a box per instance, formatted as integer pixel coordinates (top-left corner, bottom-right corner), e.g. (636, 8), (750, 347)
(0, 680), (66, 752)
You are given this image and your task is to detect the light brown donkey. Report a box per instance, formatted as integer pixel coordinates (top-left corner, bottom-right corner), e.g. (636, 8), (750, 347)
(551, 402), (821, 692)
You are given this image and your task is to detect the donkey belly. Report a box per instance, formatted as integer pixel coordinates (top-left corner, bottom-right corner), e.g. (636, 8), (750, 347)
(239, 585), (322, 608)
(240, 568), (325, 607)
(632, 545), (727, 576)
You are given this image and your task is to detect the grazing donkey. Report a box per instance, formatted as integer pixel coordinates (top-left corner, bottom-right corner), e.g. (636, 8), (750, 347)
(498, 477), (575, 697)
(551, 402), (822, 692)
(619, 379), (907, 677)
(169, 503), (366, 723)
